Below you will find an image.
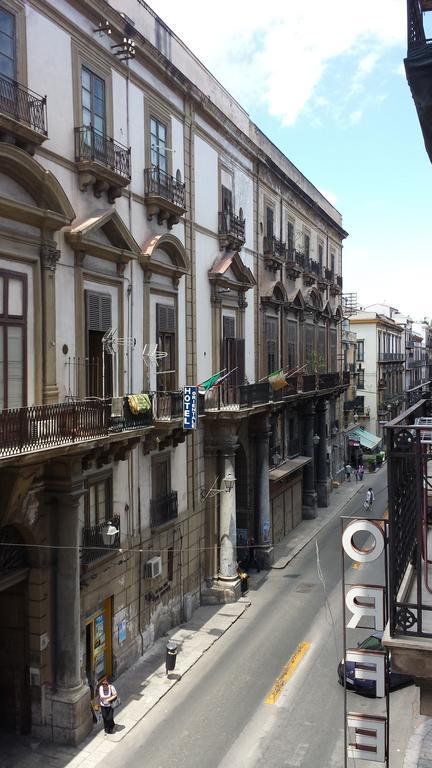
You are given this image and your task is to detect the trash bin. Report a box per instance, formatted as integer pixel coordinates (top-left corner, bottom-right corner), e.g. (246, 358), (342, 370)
(166, 640), (178, 675)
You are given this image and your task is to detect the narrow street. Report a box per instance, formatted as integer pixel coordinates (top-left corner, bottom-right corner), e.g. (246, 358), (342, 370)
(101, 469), (417, 768)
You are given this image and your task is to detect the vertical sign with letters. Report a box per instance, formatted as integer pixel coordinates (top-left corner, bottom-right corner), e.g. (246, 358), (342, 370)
(183, 386), (198, 430)
(341, 517), (389, 766)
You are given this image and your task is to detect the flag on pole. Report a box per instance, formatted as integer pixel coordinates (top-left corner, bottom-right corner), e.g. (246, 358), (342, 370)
(268, 369), (288, 390)
(198, 369), (226, 391)
(212, 367), (238, 387)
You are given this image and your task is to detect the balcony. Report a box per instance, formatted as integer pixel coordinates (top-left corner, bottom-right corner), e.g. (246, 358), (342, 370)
(74, 126), (131, 202)
(201, 373), (348, 414)
(263, 235), (286, 271)
(218, 210), (246, 251)
(0, 74), (47, 154)
(153, 391), (183, 422)
(303, 258), (320, 287)
(285, 248), (302, 279)
(384, 397), (432, 713)
(405, 0), (432, 163)
(378, 352), (405, 362)
(407, 358), (428, 369)
(329, 274), (342, 295)
(144, 167), (186, 229)
(150, 491), (178, 529)
(81, 514), (120, 567)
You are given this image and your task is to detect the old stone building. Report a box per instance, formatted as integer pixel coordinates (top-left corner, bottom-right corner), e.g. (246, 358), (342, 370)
(0, 0), (348, 744)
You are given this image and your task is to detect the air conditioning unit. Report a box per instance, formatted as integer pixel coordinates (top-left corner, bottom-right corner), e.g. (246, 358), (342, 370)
(145, 556), (162, 579)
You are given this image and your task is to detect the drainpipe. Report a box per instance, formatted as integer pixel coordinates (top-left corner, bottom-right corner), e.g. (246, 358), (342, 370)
(255, 162), (261, 381)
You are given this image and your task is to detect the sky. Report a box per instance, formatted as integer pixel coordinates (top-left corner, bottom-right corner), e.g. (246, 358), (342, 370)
(146, 0), (431, 321)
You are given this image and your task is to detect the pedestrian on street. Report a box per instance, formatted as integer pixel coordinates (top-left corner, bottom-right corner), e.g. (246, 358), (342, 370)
(354, 467), (359, 483)
(358, 464), (364, 481)
(98, 677), (118, 734)
(345, 464), (352, 482)
(247, 537), (261, 573)
(365, 487), (375, 510)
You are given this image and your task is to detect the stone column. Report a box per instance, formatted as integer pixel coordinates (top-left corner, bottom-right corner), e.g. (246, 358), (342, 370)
(49, 475), (92, 745)
(219, 439), (238, 580)
(252, 415), (273, 568)
(316, 398), (329, 507)
(40, 242), (60, 404)
(302, 400), (318, 519)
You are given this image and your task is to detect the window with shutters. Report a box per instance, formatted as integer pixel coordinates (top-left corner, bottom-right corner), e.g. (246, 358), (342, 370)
(287, 319), (297, 369)
(221, 185), (233, 214)
(329, 328), (337, 372)
(265, 316), (278, 375)
(85, 290), (112, 398)
(0, 269), (27, 410)
(304, 232), (310, 260)
(318, 242), (324, 271)
(221, 315), (245, 387)
(266, 206), (274, 240)
(305, 323), (314, 367)
(84, 475), (112, 528)
(287, 220), (294, 256)
(156, 303), (176, 391)
(152, 453), (171, 498)
(150, 117), (167, 173)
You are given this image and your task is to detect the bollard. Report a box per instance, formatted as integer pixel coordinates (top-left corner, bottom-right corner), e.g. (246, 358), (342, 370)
(166, 640), (178, 676)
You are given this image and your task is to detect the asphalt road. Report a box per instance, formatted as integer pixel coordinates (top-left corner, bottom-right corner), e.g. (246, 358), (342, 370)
(106, 470), (418, 768)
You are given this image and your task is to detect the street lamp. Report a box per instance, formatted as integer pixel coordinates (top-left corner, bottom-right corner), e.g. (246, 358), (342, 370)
(101, 521), (120, 546)
(313, 433), (320, 446)
(200, 471), (236, 500)
(222, 470), (236, 493)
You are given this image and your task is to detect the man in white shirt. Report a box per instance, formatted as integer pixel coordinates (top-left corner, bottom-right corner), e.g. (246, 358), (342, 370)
(366, 487), (375, 509)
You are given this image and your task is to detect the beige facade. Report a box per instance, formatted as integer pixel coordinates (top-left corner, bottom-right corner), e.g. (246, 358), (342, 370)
(0, 0), (348, 744)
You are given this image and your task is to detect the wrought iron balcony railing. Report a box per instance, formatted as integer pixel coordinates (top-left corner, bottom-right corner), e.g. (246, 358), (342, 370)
(144, 167), (186, 209)
(378, 352), (405, 362)
(150, 491), (178, 529)
(218, 210), (246, 244)
(81, 514), (120, 566)
(153, 391), (183, 420)
(387, 397), (432, 638)
(75, 126), (131, 179)
(263, 235), (287, 260)
(407, 0), (429, 51)
(324, 267), (333, 282)
(0, 400), (110, 458)
(0, 74), (47, 135)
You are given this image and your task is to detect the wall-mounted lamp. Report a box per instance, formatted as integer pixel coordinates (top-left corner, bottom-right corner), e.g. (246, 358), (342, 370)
(102, 521), (120, 546)
(312, 433), (320, 446)
(200, 471), (236, 500)
(217, 288), (231, 295)
(93, 20), (112, 36)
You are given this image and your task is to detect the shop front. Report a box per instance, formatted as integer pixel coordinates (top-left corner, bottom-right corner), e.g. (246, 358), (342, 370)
(85, 597), (113, 696)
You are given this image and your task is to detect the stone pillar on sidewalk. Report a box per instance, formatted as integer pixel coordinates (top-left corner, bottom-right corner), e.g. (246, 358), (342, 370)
(302, 400), (318, 519)
(252, 414), (274, 569)
(316, 398), (329, 507)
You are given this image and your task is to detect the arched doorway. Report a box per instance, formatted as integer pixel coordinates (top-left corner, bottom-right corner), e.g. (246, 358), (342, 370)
(0, 526), (30, 734)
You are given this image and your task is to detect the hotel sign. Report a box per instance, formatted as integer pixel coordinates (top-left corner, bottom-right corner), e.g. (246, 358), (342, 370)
(183, 386), (198, 430)
(341, 517), (389, 766)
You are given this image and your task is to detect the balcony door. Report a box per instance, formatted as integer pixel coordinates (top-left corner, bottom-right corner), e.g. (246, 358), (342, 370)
(81, 67), (106, 160)
(0, 8), (16, 80)
(85, 290), (112, 398)
(222, 315), (245, 391)
(156, 303), (176, 391)
(0, 270), (27, 410)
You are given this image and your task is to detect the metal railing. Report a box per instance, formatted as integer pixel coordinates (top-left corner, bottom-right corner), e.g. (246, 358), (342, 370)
(324, 267), (333, 282)
(295, 251), (305, 269)
(263, 235), (286, 260)
(153, 391), (183, 420)
(387, 397), (432, 637)
(378, 352), (405, 362)
(144, 167), (186, 209)
(407, 0), (428, 51)
(81, 514), (120, 566)
(75, 126), (131, 179)
(0, 400), (110, 457)
(0, 74), (47, 135)
(150, 491), (178, 529)
(218, 211), (246, 243)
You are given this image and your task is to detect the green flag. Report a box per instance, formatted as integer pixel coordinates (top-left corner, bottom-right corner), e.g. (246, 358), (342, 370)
(199, 369), (226, 391)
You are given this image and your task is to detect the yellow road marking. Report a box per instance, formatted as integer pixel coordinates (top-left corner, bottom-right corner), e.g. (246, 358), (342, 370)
(352, 562), (361, 569)
(265, 641), (311, 704)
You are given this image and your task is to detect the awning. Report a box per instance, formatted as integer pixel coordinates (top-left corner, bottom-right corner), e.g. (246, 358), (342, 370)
(347, 427), (382, 451)
(269, 455), (311, 482)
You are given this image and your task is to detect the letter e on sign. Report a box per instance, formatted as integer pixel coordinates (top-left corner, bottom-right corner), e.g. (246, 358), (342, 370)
(345, 650), (386, 697)
(342, 520), (385, 563)
(347, 714), (387, 762)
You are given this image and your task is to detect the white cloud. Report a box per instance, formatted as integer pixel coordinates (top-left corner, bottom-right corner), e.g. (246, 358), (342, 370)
(147, 0), (406, 125)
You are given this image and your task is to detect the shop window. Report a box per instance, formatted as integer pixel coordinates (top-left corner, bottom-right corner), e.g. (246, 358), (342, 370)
(0, 269), (27, 410)
(85, 597), (112, 694)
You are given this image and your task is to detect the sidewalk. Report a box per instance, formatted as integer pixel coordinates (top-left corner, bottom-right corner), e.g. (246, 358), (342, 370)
(1, 477), (366, 768)
(404, 717), (432, 768)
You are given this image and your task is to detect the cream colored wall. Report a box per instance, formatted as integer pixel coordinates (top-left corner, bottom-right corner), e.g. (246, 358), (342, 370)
(194, 135), (218, 231)
(194, 231), (214, 384)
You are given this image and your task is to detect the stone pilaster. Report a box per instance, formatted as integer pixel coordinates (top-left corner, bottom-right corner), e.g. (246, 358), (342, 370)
(316, 398), (329, 507)
(40, 242), (60, 404)
(252, 414), (274, 569)
(302, 401), (318, 519)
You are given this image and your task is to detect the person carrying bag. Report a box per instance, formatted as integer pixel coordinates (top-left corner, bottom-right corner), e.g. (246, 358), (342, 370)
(98, 677), (119, 734)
